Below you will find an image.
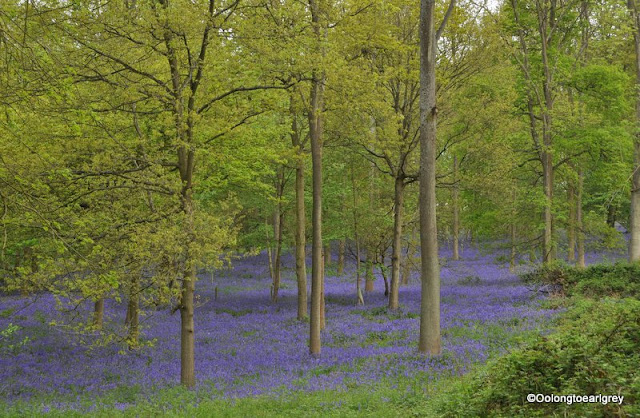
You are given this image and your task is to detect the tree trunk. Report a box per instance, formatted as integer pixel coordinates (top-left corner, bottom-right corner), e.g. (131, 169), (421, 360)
(540, 0), (556, 264)
(402, 226), (416, 285)
(291, 97), (308, 320)
(380, 252), (389, 297)
(308, 0), (326, 356)
(452, 155), (460, 261)
(511, 0), (554, 264)
(127, 275), (139, 350)
(629, 0), (640, 262)
(266, 220), (274, 285)
(389, 177), (405, 310)
(272, 169), (284, 303)
(542, 151), (554, 263)
(365, 250), (374, 292)
(418, 0), (442, 356)
(179, 178), (196, 388)
(606, 205), (616, 227)
(351, 164), (363, 305)
(510, 187), (517, 272)
(337, 239), (345, 276)
(324, 244), (331, 266)
(93, 299), (104, 330)
(577, 170), (586, 268)
(355, 240), (363, 305)
(401, 247), (411, 285)
(320, 251), (326, 330)
(567, 180), (576, 262)
(510, 223), (517, 272)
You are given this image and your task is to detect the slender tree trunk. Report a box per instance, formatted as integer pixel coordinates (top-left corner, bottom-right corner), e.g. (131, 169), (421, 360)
(163, 2), (215, 386)
(365, 249), (374, 292)
(389, 177), (405, 310)
(308, 0), (326, 356)
(291, 98), (308, 320)
(179, 179), (196, 388)
(320, 251), (326, 330)
(337, 239), (345, 276)
(401, 247), (411, 285)
(175, 95), (196, 389)
(180, 263), (196, 387)
(629, 0), (640, 262)
(93, 299), (104, 329)
(452, 156), (460, 261)
(577, 170), (586, 268)
(510, 187), (517, 272)
(402, 226), (416, 285)
(540, 0), (556, 264)
(542, 152), (554, 263)
(510, 223), (517, 272)
(380, 252), (389, 297)
(606, 205), (616, 227)
(272, 170), (284, 303)
(511, 0), (554, 263)
(266, 218), (274, 285)
(351, 164), (364, 305)
(419, 0), (442, 356)
(356, 240), (364, 305)
(567, 180), (576, 262)
(324, 244), (331, 266)
(127, 275), (139, 350)
(272, 217), (283, 303)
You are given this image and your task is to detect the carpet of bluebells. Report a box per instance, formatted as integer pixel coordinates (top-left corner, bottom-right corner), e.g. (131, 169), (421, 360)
(1, 244), (607, 411)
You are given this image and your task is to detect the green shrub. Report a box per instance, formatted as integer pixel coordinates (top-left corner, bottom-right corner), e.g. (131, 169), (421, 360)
(521, 262), (640, 299)
(434, 298), (640, 417)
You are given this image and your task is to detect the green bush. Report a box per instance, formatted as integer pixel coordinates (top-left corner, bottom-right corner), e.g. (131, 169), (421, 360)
(434, 298), (640, 417)
(521, 262), (640, 299)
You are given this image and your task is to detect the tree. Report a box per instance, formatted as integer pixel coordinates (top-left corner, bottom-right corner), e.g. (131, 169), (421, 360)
(308, 0), (326, 357)
(628, 0), (640, 261)
(418, 0), (455, 355)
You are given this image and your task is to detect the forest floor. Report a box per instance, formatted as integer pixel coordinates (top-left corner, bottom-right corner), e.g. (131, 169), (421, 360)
(0, 245), (622, 416)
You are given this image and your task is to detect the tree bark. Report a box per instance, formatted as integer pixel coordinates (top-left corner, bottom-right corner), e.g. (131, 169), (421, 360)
(355, 241), (363, 305)
(539, 0), (556, 264)
(271, 169), (284, 303)
(606, 205), (617, 227)
(567, 180), (576, 262)
(337, 239), (345, 276)
(389, 176), (405, 310)
(510, 223), (517, 272)
(380, 251), (389, 297)
(168, 30), (198, 387)
(401, 246), (411, 285)
(365, 249), (374, 292)
(320, 250), (326, 330)
(419, 0), (442, 356)
(351, 164), (364, 305)
(291, 98), (308, 320)
(178, 160), (196, 388)
(510, 187), (517, 272)
(511, 0), (555, 264)
(308, 0), (325, 356)
(452, 155), (460, 261)
(93, 299), (104, 330)
(324, 244), (331, 266)
(577, 170), (586, 268)
(402, 226), (416, 285)
(629, 0), (640, 262)
(266, 231), (274, 287)
(127, 275), (139, 350)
